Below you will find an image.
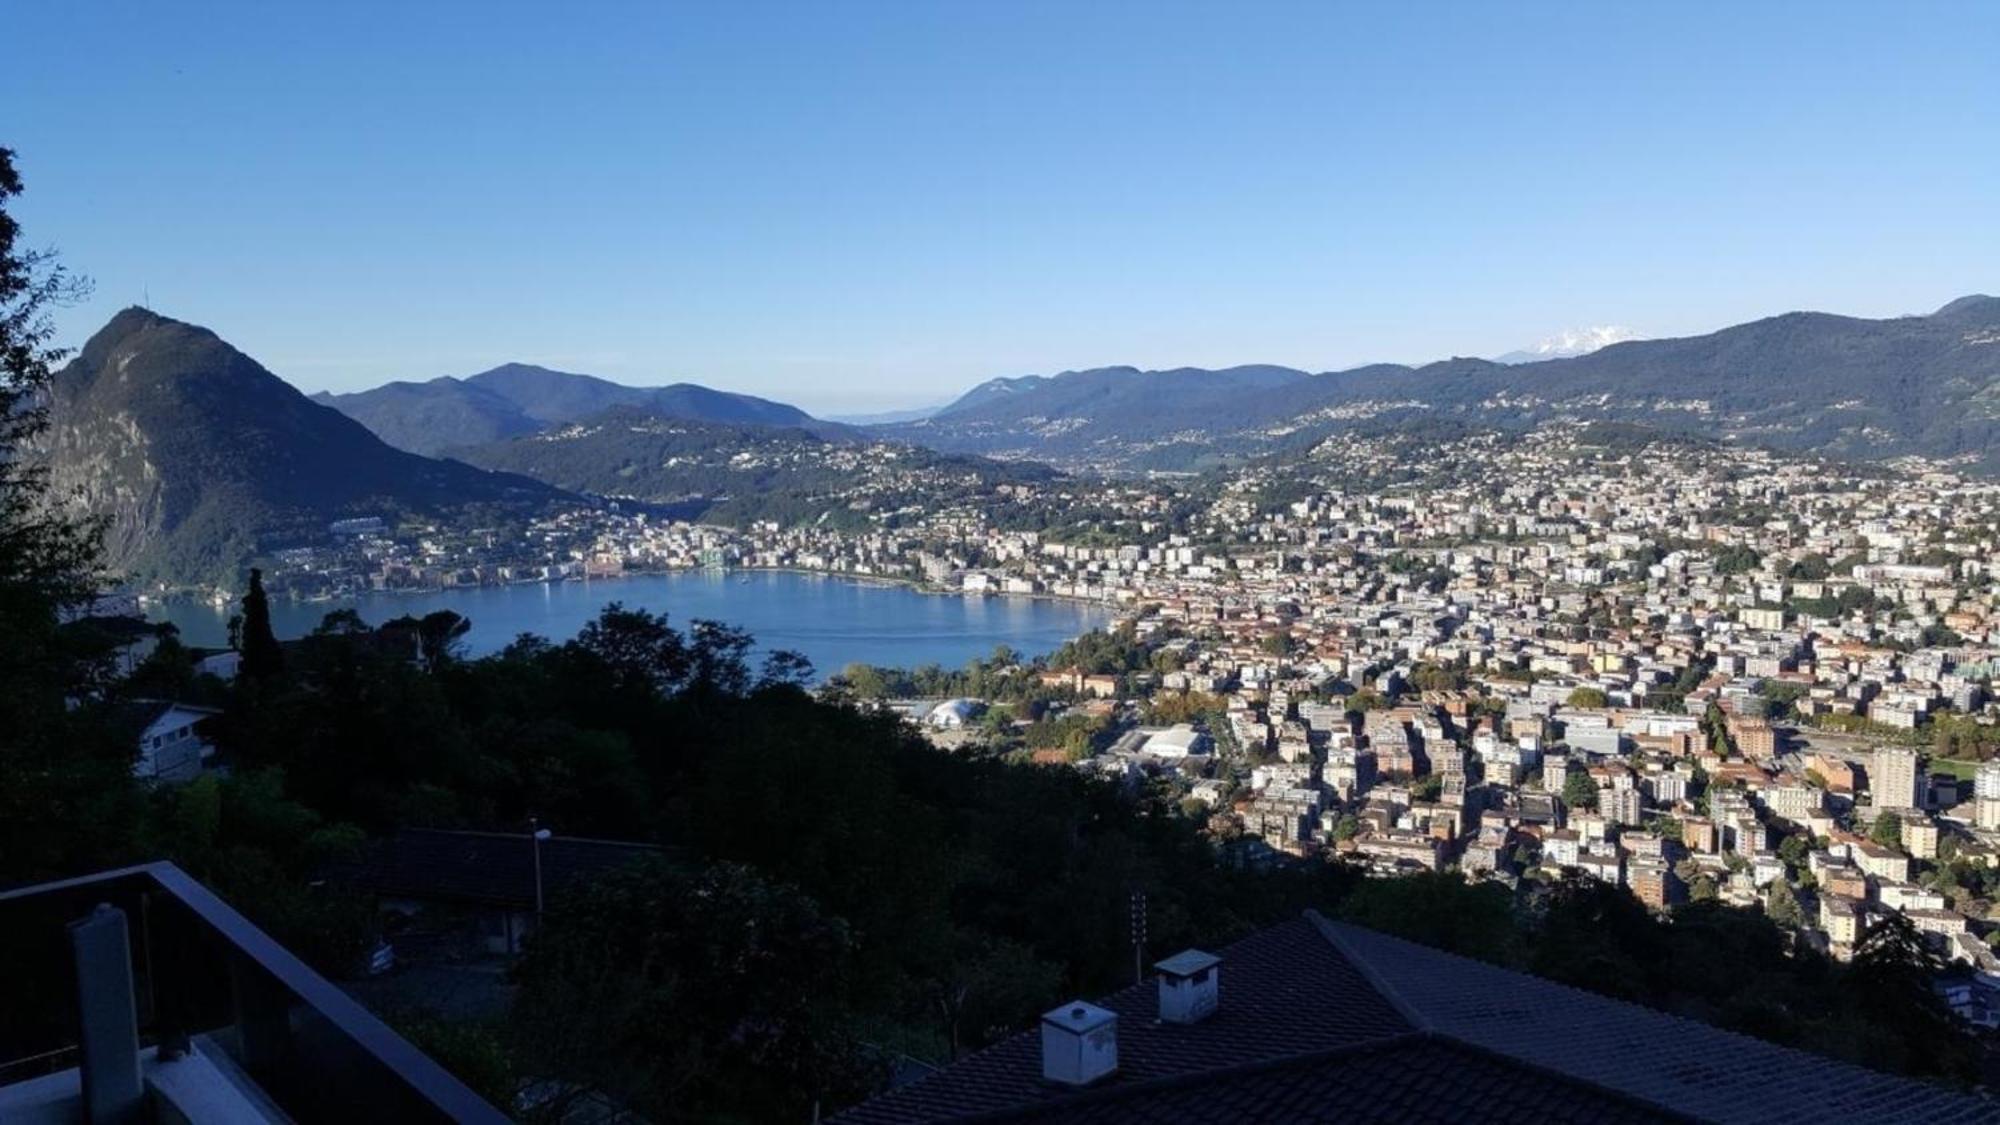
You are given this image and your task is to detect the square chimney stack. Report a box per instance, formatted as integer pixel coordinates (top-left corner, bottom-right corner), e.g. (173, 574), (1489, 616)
(1040, 1000), (1118, 1086)
(1154, 949), (1221, 1024)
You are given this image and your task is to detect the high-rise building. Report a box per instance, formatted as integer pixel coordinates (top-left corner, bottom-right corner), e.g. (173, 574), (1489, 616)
(1603, 786), (1645, 828)
(1544, 755), (1571, 796)
(1974, 762), (2000, 830)
(1872, 748), (1923, 810)
(1976, 759), (2000, 801)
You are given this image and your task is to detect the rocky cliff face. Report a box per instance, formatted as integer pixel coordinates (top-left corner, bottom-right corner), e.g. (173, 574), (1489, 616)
(42, 308), (564, 585)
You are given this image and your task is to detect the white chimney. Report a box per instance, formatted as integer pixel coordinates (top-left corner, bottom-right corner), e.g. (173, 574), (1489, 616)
(1154, 949), (1221, 1024)
(1040, 1000), (1118, 1086)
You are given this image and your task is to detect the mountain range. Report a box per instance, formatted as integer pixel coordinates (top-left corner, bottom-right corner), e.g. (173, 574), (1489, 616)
(35, 293), (2000, 586)
(39, 309), (566, 586)
(313, 364), (851, 455)
(886, 295), (2000, 471)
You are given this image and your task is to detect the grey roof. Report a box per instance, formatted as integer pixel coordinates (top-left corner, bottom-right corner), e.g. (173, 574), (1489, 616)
(835, 910), (2000, 1125)
(991, 1034), (1685, 1124)
(1314, 917), (2000, 1125)
(834, 916), (1413, 1124)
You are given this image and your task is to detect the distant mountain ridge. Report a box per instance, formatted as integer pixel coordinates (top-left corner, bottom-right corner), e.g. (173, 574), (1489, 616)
(42, 309), (565, 585)
(452, 402), (1056, 529)
(826, 403), (951, 425)
(887, 295), (2000, 472)
(315, 363), (848, 455)
(932, 374), (1053, 418)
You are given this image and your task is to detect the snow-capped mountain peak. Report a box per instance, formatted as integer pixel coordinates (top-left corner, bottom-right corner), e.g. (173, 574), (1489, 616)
(1495, 325), (1642, 364)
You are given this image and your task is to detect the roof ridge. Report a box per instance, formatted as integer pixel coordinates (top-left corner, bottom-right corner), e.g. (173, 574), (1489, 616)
(1415, 1024), (1706, 1123)
(1314, 916), (2000, 1120)
(954, 1029), (1714, 1125)
(950, 1032), (1430, 1123)
(126, 697), (224, 710)
(1303, 908), (1430, 1031)
(1323, 912), (1802, 1037)
(1316, 914), (1839, 1056)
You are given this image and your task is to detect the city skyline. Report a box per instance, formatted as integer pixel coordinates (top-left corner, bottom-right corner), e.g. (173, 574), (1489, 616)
(7, 1), (1997, 413)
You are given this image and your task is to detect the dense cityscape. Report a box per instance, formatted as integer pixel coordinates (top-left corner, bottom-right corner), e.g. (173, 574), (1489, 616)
(227, 420), (2000, 1000)
(11, 4), (2000, 1123)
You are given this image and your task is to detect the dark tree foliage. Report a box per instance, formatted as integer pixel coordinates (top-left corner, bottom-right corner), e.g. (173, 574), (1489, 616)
(1787, 552), (1832, 581)
(1561, 769), (1599, 812)
(511, 860), (875, 1123)
(239, 567), (284, 680)
(0, 147), (139, 884)
(1048, 622), (1149, 674)
(1871, 811), (1906, 852)
(189, 603), (1364, 1117)
(0, 155), (358, 1045)
(837, 644), (1042, 702)
(1712, 543), (1762, 576)
(6, 580), (1984, 1110)
(1336, 871), (1515, 964)
(411, 609), (472, 673)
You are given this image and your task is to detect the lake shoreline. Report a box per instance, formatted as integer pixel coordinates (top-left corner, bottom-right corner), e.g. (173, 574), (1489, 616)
(151, 567), (1118, 673)
(155, 562), (1126, 619)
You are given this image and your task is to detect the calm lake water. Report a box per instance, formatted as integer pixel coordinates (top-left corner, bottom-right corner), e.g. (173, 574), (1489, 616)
(153, 570), (1113, 675)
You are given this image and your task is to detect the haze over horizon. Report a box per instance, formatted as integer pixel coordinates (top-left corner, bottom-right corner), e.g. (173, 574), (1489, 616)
(7, 1), (1996, 414)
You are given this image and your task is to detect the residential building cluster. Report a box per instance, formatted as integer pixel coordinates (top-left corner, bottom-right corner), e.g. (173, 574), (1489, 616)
(238, 423), (2000, 997)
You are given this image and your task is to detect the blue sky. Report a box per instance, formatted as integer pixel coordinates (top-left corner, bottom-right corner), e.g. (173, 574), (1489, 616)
(6, 1), (1996, 414)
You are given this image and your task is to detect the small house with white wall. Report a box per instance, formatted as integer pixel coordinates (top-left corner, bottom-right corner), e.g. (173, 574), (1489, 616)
(195, 649), (241, 681)
(121, 701), (222, 784)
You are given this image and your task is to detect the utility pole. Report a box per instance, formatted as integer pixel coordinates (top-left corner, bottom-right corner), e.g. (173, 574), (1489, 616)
(1129, 890), (1148, 987)
(530, 817), (552, 918)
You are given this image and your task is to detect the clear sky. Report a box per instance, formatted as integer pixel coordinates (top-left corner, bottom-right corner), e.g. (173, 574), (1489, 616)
(6, 1), (1996, 415)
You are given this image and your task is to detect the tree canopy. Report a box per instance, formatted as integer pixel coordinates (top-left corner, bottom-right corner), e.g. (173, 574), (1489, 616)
(0, 146), (130, 884)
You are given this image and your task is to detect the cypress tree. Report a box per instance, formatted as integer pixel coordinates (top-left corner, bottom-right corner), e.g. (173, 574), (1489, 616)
(240, 567), (284, 680)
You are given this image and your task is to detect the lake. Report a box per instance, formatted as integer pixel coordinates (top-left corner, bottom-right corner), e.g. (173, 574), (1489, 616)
(152, 570), (1115, 675)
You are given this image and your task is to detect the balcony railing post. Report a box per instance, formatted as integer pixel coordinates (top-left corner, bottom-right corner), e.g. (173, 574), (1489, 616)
(69, 903), (143, 1125)
(229, 953), (294, 1075)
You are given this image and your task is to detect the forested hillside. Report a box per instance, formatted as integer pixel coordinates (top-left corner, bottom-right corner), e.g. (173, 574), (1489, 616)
(889, 297), (2000, 471)
(452, 404), (1057, 528)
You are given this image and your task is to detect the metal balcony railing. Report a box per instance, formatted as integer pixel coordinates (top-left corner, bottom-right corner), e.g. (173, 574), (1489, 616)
(0, 862), (509, 1124)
